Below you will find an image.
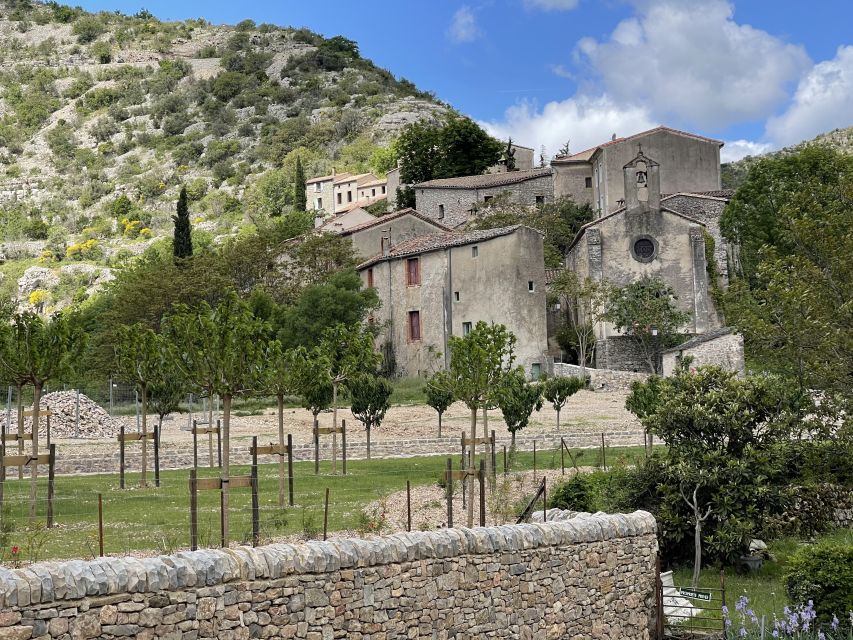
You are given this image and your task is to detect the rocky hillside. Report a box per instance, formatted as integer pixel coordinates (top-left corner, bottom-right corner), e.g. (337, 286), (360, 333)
(0, 1), (449, 310)
(722, 124), (853, 189)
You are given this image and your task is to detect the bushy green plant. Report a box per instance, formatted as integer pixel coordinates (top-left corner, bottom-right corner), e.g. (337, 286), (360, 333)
(549, 475), (597, 512)
(785, 543), (853, 622)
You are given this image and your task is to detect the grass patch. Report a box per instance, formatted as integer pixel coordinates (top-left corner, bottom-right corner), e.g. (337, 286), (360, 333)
(389, 377), (427, 405)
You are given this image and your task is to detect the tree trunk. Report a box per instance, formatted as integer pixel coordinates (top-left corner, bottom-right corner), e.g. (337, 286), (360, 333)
(140, 384), (148, 488)
(692, 518), (702, 589)
(511, 430), (516, 448)
(556, 408), (561, 431)
(277, 394), (285, 508)
(29, 383), (42, 521)
(482, 405), (491, 477)
(467, 407), (477, 528)
(438, 411), (442, 438)
(366, 424), (371, 461)
(332, 382), (338, 474)
(222, 393), (232, 547)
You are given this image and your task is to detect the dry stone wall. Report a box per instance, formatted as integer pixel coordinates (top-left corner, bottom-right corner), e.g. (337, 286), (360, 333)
(0, 510), (658, 640)
(553, 362), (649, 392)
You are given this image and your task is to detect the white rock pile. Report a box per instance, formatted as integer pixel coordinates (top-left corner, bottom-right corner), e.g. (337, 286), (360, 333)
(0, 391), (124, 439)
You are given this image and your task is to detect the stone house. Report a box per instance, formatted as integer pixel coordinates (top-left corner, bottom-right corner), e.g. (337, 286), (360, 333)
(414, 167), (554, 229)
(661, 328), (745, 376)
(314, 206), (374, 231)
(551, 126), (723, 215)
(357, 225), (549, 378)
(565, 149), (721, 372)
(322, 208), (452, 260)
(306, 171), (387, 214)
(488, 142), (536, 173)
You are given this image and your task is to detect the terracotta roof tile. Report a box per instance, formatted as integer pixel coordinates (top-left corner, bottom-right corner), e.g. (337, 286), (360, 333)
(339, 208), (452, 236)
(553, 126), (724, 162)
(414, 167), (552, 190)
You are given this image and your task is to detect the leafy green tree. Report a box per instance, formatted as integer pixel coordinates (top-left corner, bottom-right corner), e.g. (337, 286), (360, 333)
(541, 376), (585, 430)
(605, 276), (690, 374)
(173, 186), (193, 260)
(164, 293), (267, 545)
(148, 372), (187, 433)
(349, 373), (393, 460)
(496, 368), (543, 447)
(397, 120), (441, 185)
(114, 325), (168, 487)
(247, 169), (291, 218)
(259, 340), (299, 506)
(425, 371), (454, 437)
(448, 321), (516, 526)
(437, 116), (503, 178)
(0, 312), (82, 520)
(291, 347), (334, 418)
(293, 156), (307, 212)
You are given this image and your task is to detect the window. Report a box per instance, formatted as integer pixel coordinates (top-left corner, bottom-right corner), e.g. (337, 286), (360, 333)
(585, 176), (592, 188)
(315, 198), (322, 209)
(371, 188), (376, 196)
(337, 193), (342, 205)
(471, 245), (479, 258)
(528, 281), (535, 293)
(347, 191), (353, 203)
(408, 311), (421, 341)
(314, 182), (321, 192)
(462, 322), (472, 336)
(438, 204), (445, 219)
(535, 195), (545, 205)
(483, 195), (493, 203)
(381, 185), (386, 194)
(406, 257), (420, 286)
(531, 363), (542, 379)
(454, 291), (460, 302)
(632, 236), (658, 263)
(367, 268), (374, 288)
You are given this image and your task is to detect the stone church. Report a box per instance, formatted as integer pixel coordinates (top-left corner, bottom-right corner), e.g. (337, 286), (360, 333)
(565, 149), (725, 372)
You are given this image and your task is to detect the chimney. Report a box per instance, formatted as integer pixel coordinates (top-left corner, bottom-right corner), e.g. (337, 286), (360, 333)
(611, 133), (617, 141)
(332, 167), (336, 178)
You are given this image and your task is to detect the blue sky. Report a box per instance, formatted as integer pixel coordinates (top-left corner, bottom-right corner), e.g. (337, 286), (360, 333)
(76, 0), (853, 161)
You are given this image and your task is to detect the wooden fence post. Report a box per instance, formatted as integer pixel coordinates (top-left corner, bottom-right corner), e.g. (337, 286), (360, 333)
(601, 433), (607, 471)
(323, 487), (329, 541)
(287, 433), (294, 506)
(503, 445), (507, 475)
(490, 430), (496, 482)
(341, 420), (347, 476)
(216, 419), (222, 468)
(560, 437), (565, 475)
(313, 418), (319, 475)
(478, 459), (485, 527)
(446, 457), (453, 529)
(533, 440), (537, 479)
(720, 569), (727, 640)
(119, 424), (126, 489)
(192, 420), (198, 471)
(154, 424), (160, 488)
(97, 493), (104, 557)
(251, 436), (259, 548)
(47, 444), (56, 528)
(655, 555), (664, 640)
(189, 469), (198, 551)
(543, 476), (547, 522)
(219, 486), (226, 549)
(406, 480), (411, 532)
(208, 419), (214, 469)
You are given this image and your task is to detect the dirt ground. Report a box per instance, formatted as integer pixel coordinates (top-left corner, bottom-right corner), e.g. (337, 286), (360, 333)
(50, 389), (640, 454)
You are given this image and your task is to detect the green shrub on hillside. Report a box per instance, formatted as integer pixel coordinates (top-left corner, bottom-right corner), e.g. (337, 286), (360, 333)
(785, 542), (853, 621)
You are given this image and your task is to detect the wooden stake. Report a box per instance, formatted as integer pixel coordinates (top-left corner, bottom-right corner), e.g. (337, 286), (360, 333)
(543, 475), (547, 523)
(478, 459), (485, 527)
(208, 420), (214, 468)
(192, 420), (198, 471)
(251, 436), (259, 548)
(341, 420), (347, 476)
(219, 486), (226, 549)
(154, 424), (160, 488)
(216, 419), (222, 468)
(313, 418), (319, 475)
(560, 437), (565, 475)
(189, 469), (198, 551)
(533, 440), (537, 479)
(119, 424), (126, 489)
(490, 430), (496, 482)
(47, 444), (55, 528)
(446, 457), (453, 528)
(406, 480), (411, 532)
(503, 445), (507, 475)
(287, 433), (294, 507)
(323, 487), (329, 541)
(601, 433), (607, 471)
(97, 493), (104, 557)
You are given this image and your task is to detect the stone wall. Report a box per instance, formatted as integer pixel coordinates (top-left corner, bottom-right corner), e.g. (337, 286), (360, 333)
(554, 362), (649, 392)
(660, 331), (745, 377)
(0, 510), (658, 640)
(662, 194), (729, 286)
(594, 336), (654, 375)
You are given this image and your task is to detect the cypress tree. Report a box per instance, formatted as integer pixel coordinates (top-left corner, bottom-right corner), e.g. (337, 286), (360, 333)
(293, 156), (307, 212)
(172, 186), (193, 260)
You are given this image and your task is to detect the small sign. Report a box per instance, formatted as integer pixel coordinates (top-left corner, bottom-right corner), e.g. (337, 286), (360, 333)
(679, 588), (712, 602)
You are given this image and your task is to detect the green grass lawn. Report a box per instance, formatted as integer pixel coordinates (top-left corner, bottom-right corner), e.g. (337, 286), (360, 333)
(0, 443), (652, 564)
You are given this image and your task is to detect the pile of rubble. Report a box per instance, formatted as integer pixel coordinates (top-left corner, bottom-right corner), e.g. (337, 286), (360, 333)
(0, 391), (125, 439)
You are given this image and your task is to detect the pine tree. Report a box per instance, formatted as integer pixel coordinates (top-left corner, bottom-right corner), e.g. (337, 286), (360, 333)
(172, 186), (193, 260)
(504, 138), (516, 171)
(293, 156), (307, 212)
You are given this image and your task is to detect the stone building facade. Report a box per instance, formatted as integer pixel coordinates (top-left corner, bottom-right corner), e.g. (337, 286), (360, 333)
(414, 167), (554, 229)
(0, 510), (658, 640)
(566, 150), (721, 372)
(306, 171), (387, 214)
(358, 225), (549, 378)
(661, 328), (745, 376)
(551, 126), (723, 215)
(324, 208), (452, 260)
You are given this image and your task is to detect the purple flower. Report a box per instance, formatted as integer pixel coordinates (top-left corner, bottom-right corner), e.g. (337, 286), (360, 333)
(831, 614), (839, 630)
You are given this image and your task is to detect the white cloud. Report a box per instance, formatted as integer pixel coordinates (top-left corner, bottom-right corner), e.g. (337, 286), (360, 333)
(523, 0), (579, 11)
(447, 6), (480, 43)
(577, 0), (811, 129)
(765, 45), (853, 147)
(720, 139), (773, 163)
(480, 94), (656, 159)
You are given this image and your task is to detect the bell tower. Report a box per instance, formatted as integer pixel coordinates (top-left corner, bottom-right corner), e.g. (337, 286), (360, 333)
(623, 147), (660, 212)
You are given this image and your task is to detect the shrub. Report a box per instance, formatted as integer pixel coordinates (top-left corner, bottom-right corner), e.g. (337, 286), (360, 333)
(90, 41), (111, 64)
(549, 475), (597, 513)
(784, 542), (853, 621)
(72, 16), (105, 44)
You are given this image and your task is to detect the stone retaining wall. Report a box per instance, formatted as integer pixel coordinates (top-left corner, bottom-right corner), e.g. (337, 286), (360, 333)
(553, 362), (649, 392)
(30, 430), (645, 476)
(0, 510), (658, 639)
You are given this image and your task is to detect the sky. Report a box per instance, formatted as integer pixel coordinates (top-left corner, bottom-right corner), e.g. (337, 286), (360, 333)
(75, 0), (853, 162)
